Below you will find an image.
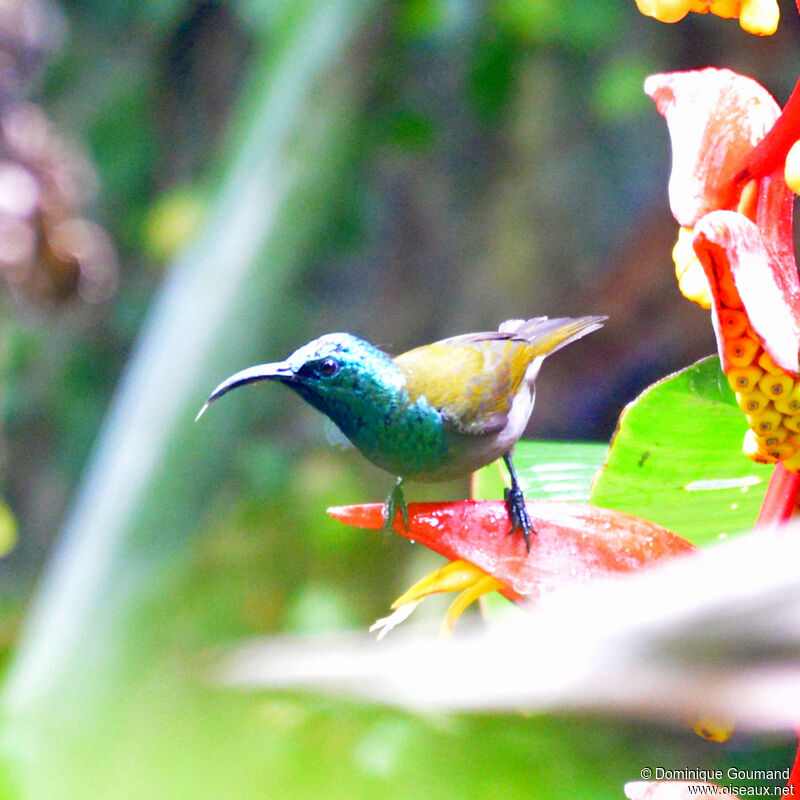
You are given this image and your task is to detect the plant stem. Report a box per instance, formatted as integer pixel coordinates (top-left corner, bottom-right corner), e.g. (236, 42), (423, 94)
(739, 73), (800, 180)
(755, 463), (800, 529)
(788, 737), (800, 796)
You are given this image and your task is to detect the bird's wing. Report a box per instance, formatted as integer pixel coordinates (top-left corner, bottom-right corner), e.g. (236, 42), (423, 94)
(498, 316), (606, 357)
(394, 333), (536, 436)
(393, 317), (605, 436)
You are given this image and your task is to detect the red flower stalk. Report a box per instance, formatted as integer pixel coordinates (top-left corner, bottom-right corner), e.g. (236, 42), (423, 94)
(741, 75), (800, 181)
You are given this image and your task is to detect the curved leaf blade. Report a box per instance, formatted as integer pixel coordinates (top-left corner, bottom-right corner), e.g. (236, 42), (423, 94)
(589, 357), (772, 545)
(473, 440), (608, 503)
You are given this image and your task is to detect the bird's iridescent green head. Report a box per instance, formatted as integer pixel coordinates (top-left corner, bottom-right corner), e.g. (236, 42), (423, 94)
(197, 333), (405, 427)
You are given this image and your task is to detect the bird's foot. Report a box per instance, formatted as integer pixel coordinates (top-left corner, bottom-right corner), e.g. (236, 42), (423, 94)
(383, 478), (409, 533)
(504, 484), (533, 552)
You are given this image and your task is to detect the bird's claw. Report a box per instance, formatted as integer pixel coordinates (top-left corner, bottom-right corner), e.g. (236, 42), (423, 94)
(504, 484), (533, 552)
(383, 478), (409, 533)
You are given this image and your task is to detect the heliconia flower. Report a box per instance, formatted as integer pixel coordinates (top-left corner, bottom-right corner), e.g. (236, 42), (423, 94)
(647, 68), (800, 471)
(328, 501), (696, 636)
(329, 500), (735, 740)
(634, 0), (779, 35)
(692, 211), (800, 468)
(645, 68), (789, 308)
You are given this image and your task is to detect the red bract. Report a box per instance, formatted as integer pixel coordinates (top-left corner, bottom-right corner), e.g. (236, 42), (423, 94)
(693, 211), (800, 375)
(646, 67), (797, 321)
(647, 67), (800, 473)
(327, 501), (697, 602)
(645, 68), (786, 230)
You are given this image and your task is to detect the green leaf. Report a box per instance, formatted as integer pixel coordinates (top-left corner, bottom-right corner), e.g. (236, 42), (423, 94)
(589, 356), (772, 546)
(473, 440), (608, 503)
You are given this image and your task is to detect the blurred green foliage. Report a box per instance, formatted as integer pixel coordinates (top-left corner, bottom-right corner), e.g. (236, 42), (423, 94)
(0, 0), (795, 797)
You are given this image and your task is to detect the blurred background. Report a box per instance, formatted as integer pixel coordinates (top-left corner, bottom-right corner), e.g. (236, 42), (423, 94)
(0, 0), (795, 798)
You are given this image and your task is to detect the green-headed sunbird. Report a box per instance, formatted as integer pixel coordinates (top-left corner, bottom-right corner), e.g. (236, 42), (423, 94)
(198, 316), (605, 550)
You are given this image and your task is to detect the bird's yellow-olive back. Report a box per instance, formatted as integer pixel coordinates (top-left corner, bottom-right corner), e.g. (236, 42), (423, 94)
(395, 338), (533, 435)
(394, 316), (604, 437)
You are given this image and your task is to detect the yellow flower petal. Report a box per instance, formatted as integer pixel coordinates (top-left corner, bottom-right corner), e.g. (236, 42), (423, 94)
(387, 559), (509, 638)
(390, 559), (495, 609)
(440, 575), (506, 639)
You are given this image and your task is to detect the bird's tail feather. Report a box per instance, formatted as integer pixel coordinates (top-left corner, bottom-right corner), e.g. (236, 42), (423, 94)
(500, 316), (606, 357)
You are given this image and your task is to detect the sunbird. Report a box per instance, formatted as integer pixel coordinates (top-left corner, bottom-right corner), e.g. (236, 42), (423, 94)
(198, 316), (605, 550)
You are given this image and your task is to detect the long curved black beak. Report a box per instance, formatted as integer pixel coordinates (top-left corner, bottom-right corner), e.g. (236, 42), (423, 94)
(195, 361), (295, 421)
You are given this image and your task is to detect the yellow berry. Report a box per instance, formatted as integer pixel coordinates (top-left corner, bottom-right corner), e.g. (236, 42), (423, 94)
(759, 440), (794, 460)
(743, 327), (761, 341)
(673, 227), (712, 309)
(709, 0), (740, 18)
(786, 140), (800, 195)
(746, 408), (782, 434)
(781, 449), (800, 473)
(742, 429), (777, 462)
(718, 308), (749, 339)
(725, 337), (760, 367)
(735, 389), (769, 414)
(727, 365), (763, 393)
(757, 349), (785, 375)
(758, 373), (794, 399)
(773, 391), (800, 415)
(783, 415), (800, 433)
(758, 426), (789, 447)
(738, 0), (779, 35)
(635, 0), (694, 22)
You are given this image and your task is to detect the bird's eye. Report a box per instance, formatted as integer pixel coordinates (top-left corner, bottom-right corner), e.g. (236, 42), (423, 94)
(318, 357), (339, 377)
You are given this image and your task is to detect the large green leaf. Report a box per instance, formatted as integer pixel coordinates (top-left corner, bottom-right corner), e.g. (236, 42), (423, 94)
(473, 440), (608, 503)
(590, 356), (773, 546)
